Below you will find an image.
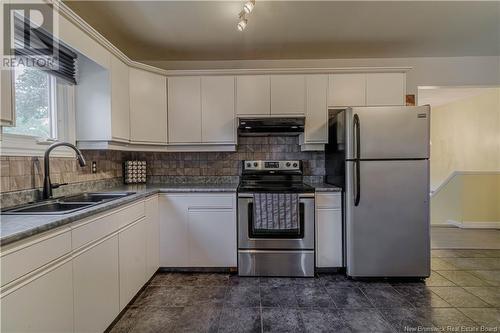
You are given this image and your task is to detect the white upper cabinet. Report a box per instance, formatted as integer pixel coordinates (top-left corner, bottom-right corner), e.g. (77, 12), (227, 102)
(168, 76), (202, 144)
(0, 69), (14, 126)
(110, 56), (130, 141)
(271, 75), (306, 115)
(236, 75), (271, 116)
(304, 75), (328, 144)
(328, 74), (366, 107)
(328, 72), (406, 107)
(201, 76), (235, 143)
(366, 73), (406, 106)
(129, 68), (167, 144)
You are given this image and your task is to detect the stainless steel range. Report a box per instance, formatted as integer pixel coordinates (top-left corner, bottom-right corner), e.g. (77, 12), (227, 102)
(237, 160), (315, 277)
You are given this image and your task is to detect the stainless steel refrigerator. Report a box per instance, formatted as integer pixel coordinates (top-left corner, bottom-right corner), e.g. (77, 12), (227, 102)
(325, 106), (431, 278)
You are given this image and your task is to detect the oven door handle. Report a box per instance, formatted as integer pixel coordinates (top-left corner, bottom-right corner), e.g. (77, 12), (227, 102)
(238, 193), (315, 198)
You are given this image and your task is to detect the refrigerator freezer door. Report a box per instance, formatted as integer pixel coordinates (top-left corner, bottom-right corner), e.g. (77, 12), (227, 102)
(346, 106), (430, 160)
(345, 159), (430, 277)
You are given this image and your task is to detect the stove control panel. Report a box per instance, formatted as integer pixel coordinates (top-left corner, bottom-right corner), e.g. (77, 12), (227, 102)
(244, 160), (301, 171)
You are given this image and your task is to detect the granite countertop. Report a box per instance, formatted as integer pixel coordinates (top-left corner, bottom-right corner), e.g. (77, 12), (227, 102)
(306, 183), (342, 192)
(0, 183), (238, 247)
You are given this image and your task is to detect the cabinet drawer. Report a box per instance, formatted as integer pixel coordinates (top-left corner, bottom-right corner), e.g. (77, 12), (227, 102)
(315, 193), (342, 209)
(1, 230), (71, 287)
(72, 201), (145, 250)
(172, 194), (235, 209)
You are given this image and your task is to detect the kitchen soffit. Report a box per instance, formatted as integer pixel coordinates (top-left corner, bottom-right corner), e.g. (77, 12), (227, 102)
(64, 1), (500, 62)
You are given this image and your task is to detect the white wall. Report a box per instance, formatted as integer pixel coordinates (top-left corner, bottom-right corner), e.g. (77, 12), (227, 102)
(146, 56), (500, 95)
(430, 88), (500, 188)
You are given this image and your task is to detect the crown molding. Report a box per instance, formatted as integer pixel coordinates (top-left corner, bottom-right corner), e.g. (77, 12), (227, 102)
(50, 0), (169, 75)
(49, 0), (412, 77)
(163, 66), (412, 76)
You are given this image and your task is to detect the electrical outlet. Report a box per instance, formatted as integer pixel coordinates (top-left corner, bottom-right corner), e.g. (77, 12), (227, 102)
(91, 161), (97, 173)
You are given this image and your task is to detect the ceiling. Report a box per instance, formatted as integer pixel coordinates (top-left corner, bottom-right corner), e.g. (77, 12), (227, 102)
(64, 1), (500, 62)
(418, 87), (498, 107)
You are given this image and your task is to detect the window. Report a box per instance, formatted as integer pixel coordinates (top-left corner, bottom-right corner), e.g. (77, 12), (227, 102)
(5, 65), (56, 139)
(1, 66), (75, 156)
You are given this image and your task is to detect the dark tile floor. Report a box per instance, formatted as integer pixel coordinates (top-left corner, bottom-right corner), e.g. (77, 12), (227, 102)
(108, 249), (500, 333)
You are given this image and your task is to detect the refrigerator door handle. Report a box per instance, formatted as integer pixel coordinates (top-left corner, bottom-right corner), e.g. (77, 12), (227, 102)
(353, 114), (360, 161)
(353, 114), (361, 206)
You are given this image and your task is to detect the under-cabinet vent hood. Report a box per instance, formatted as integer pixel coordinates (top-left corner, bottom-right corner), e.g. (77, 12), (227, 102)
(238, 117), (305, 136)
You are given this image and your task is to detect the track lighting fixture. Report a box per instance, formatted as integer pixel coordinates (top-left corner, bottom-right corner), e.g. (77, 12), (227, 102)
(237, 0), (255, 31)
(237, 11), (248, 31)
(243, 0), (255, 14)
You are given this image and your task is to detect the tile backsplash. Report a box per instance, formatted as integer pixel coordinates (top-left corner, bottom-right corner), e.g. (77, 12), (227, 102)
(1, 150), (123, 193)
(129, 136), (325, 180)
(0, 136), (325, 206)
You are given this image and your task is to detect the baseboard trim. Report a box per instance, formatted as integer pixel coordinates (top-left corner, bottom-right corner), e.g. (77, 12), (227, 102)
(446, 220), (500, 229)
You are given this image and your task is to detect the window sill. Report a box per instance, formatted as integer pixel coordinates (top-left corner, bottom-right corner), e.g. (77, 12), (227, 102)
(0, 133), (76, 158)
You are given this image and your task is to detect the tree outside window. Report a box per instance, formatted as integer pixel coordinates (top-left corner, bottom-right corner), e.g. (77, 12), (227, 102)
(4, 65), (55, 139)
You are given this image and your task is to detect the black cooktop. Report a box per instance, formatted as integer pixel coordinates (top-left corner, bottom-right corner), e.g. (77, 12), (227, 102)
(238, 160), (314, 194)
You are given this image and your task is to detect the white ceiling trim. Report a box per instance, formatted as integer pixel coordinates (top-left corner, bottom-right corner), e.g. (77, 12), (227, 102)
(52, 0), (412, 76)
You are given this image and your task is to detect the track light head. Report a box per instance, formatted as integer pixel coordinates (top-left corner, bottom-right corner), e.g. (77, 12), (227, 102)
(243, 0), (255, 14)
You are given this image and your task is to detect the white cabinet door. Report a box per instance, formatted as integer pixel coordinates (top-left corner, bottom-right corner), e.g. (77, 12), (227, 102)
(159, 195), (189, 266)
(168, 77), (201, 143)
(110, 56), (130, 141)
(73, 235), (120, 333)
(316, 209), (343, 268)
(328, 74), (366, 107)
(271, 75), (306, 115)
(366, 73), (406, 106)
(304, 75), (328, 143)
(201, 76), (235, 143)
(0, 69), (14, 126)
(119, 218), (147, 310)
(159, 194), (236, 267)
(236, 75), (270, 115)
(0, 261), (73, 333)
(129, 68), (167, 144)
(145, 195), (160, 278)
(187, 208), (237, 267)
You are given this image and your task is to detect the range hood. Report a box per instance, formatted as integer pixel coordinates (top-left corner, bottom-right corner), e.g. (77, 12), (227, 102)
(238, 117), (305, 136)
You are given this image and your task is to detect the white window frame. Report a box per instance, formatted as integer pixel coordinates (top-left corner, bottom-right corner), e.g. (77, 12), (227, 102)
(0, 70), (76, 158)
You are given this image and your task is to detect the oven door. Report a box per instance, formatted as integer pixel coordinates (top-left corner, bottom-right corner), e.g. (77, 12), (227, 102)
(238, 193), (315, 250)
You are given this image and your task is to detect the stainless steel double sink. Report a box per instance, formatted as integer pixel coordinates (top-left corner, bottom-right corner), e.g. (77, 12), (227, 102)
(2, 192), (136, 215)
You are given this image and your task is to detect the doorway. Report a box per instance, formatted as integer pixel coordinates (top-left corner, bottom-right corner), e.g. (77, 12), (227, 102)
(418, 86), (500, 249)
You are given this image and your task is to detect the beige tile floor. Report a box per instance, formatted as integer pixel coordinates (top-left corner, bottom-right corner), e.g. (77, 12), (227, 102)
(431, 227), (500, 249)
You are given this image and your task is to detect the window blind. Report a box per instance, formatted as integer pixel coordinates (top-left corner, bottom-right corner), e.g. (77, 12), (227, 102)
(14, 14), (77, 84)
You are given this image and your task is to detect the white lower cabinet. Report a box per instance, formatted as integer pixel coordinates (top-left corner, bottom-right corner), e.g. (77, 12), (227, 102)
(0, 261), (74, 333)
(315, 193), (343, 268)
(118, 218), (147, 310)
(73, 235), (120, 333)
(145, 195), (160, 278)
(159, 193), (237, 267)
(188, 208), (237, 267)
(0, 198), (157, 333)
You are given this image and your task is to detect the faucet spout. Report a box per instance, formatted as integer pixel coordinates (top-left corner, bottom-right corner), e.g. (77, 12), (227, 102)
(43, 142), (86, 200)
